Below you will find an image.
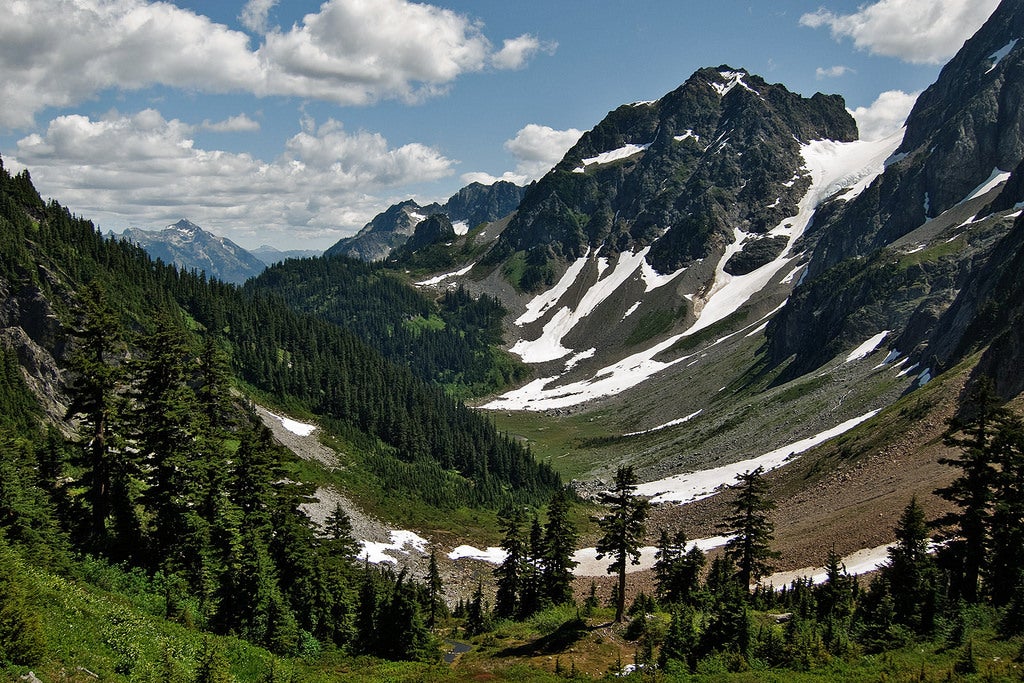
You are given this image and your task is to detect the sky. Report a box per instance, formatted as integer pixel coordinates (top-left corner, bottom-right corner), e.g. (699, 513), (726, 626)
(0, 0), (1002, 250)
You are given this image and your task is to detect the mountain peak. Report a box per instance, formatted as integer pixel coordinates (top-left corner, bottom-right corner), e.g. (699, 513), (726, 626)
(168, 218), (203, 234)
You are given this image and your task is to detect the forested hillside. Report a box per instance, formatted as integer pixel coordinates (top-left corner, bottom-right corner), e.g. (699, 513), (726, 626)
(249, 255), (526, 397)
(0, 156), (560, 674)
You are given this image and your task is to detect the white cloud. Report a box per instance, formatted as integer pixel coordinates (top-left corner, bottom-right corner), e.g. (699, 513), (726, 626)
(800, 0), (1000, 64)
(11, 109), (454, 246)
(240, 0), (278, 34)
(815, 65), (854, 79)
(200, 114), (261, 133)
(491, 35), (556, 70)
(464, 124), (584, 185)
(0, 0), (551, 128)
(849, 90), (920, 141)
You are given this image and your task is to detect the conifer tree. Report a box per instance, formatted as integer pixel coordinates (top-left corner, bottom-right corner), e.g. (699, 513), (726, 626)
(425, 547), (444, 628)
(323, 502), (360, 562)
(594, 465), (649, 622)
(936, 379), (1004, 602)
(64, 282), (133, 550)
(720, 467), (779, 591)
(132, 315), (208, 576)
(494, 506), (526, 619)
(654, 528), (705, 606)
(541, 487), (578, 606)
(988, 414), (1024, 605)
(875, 497), (939, 634)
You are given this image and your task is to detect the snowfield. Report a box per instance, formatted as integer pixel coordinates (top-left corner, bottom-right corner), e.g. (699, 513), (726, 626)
(483, 130), (906, 412)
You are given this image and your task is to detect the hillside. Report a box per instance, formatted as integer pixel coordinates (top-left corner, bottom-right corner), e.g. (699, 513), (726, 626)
(120, 219), (268, 284)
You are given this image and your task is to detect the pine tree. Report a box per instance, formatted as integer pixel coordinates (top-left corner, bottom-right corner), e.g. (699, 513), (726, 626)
(132, 315), (208, 576)
(594, 465), (650, 622)
(494, 506), (526, 619)
(64, 282), (133, 551)
(986, 409), (1024, 605)
(425, 548), (445, 629)
(720, 467), (779, 591)
(876, 497), (939, 635)
(654, 528), (705, 607)
(541, 487), (578, 606)
(936, 378), (1004, 602)
(323, 502), (360, 562)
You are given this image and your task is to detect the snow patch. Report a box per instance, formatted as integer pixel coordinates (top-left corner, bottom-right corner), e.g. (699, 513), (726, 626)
(761, 543), (894, 587)
(573, 143), (651, 172)
(622, 301), (642, 320)
(674, 129), (699, 143)
(511, 248), (656, 363)
(449, 545), (506, 563)
(515, 250), (591, 326)
(634, 410), (880, 505)
(961, 168), (1011, 204)
(872, 348), (902, 370)
(845, 330), (889, 363)
(266, 410), (316, 436)
(414, 262), (475, 286)
(564, 348), (596, 371)
(360, 530), (430, 564)
(452, 220), (469, 236)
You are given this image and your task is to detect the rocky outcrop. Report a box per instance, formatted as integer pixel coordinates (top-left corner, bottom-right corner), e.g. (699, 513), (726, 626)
(482, 66), (856, 288)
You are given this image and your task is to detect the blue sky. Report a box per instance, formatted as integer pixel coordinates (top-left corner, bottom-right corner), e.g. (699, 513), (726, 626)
(0, 0), (1001, 250)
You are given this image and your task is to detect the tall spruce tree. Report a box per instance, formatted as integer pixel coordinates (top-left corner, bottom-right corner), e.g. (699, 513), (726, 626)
(720, 467), (779, 591)
(594, 465), (649, 622)
(541, 487), (578, 606)
(653, 528), (705, 606)
(64, 282), (132, 551)
(878, 497), (939, 634)
(494, 506), (526, 619)
(936, 379), (1004, 602)
(988, 412), (1024, 605)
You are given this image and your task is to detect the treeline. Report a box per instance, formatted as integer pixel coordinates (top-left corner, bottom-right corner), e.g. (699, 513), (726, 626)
(249, 254), (527, 395)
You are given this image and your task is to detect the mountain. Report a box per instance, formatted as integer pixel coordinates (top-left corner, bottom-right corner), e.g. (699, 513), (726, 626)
(250, 244), (322, 265)
(120, 218), (267, 284)
(324, 180), (525, 261)
(765, 0), (1024, 385)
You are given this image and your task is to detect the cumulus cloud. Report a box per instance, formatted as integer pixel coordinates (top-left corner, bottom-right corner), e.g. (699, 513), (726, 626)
(491, 35), (556, 70)
(800, 0), (1000, 64)
(463, 124), (584, 185)
(11, 109), (455, 245)
(240, 0), (278, 34)
(849, 90), (920, 141)
(816, 65), (854, 79)
(0, 0), (552, 128)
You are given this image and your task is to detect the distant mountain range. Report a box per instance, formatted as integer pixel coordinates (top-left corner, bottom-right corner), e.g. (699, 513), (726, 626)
(119, 219), (320, 284)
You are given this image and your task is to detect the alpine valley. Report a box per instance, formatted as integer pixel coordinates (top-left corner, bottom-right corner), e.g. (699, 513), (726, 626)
(4, 1), (1024, 681)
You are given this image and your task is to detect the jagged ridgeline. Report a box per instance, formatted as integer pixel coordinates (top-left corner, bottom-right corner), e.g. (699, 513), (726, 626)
(0, 157), (558, 510)
(481, 66), (857, 290)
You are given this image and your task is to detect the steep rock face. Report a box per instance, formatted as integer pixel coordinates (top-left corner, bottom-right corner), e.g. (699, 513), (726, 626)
(398, 214), (456, 254)
(121, 219), (266, 284)
(443, 181), (526, 230)
(766, 0), (1024, 380)
(324, 200), (436, 262)
(325, 181), (525, 261)
(482, 66), (856, 286)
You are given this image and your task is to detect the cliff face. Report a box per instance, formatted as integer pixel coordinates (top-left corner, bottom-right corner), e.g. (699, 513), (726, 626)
(764, 0), (1024, 383)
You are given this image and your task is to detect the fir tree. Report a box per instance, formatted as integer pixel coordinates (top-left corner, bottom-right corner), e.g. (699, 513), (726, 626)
(936, 378), (1003, 602)
(541, 487), (578, 606)
(64, 282), (133, 551)
(494, 506), (526, 619)
(720, 467), (779, 591)
(594, 465), (649, 622)
(653, 528), (705, 607)
(425, 547), (445, 629)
